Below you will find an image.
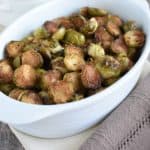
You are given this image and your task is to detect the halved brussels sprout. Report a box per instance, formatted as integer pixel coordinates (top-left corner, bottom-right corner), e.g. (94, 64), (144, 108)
(9, 88), (26, 100)
(117, 56), (133, 73)
(33, 27), (49, 39)
(43, 21), (58, 34)
(71, 15), (86, 30)
(64, 54), (85, 71)
(65, 45), (84, 57)
(87, 7), (108, 17)
(48, 39), (64, 54)
(48, 80), (74, 104)
(63, 72), (81, 92)
(122, 21), (137, 32)
(81, 18), (98, 35)
(40, 70), (61, 90)
(64, 29), (85, 46)
(13, 56), (21, 68)
(95, 27), (113, 49)
(6, 41), (24, 58)
(106, 21), (121, 37)
(88, 43), (105, 60)
(111, 36), (128, 55)
(21, 50), (43, 68)
(124, 30), (145, 47)
(20, 91), (43, 104)
(13, 65), (37, 88)
(52, 27), (66, 41)
(108, 15), (123, 27)
(103, 77), (118, 86)
(0, 83), (15, 94)
(0, 60), (13, 83)
(81, 64), (101, 89)
(51, 57), (68, 74)
(96, 55), (121, 79)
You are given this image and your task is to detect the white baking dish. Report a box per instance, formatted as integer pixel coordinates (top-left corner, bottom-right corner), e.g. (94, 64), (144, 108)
(0, 0), (150, 138)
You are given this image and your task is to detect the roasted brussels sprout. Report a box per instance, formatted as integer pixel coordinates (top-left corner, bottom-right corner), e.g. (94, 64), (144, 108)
(13, 65), (37, 88)
(9, 88), (26, 100)
(0, 83), (15, 94)
(51, 57), (68, 74)
(65, 45), (84, 57)
(124, 30), (145, 48)
(111, 36), (128, 55)
(88, 43), (105, 60)
(43, 21), (58, 34)
(48, 39), (64, 54)
(13, 56), (21, 68)
(106, 21), (121, 37)
(81, 18), (98, 35)
(0, 6), (146, 105)
(0, 60), (13, 83)
(117, 56), (133, 73)
(52, 27), (66, 41)
(81, 64), (101, 89)
(122, 21), (137, 32)
(87, 7), (108, 17)
(64, 29), (85, 46)
(96, 55), (121, 79)
(71, 15), (86, 30)
(80, 7), (88, 17)
(108, 15), (123, 27)
(20, 91), (43, 104)
(64, 54), (85, 71)
(103, 77), (118, 86)
(127, 47), (137, 60)
(33, 27), (49, 39)
(21, 50), (43, 68)
(39, 91), (53, 104)
(95, 27), (113, 49)
(48, 80), (74, 104)
(63, 72), (81, 92)
(6, 41), (24, 58)
(55, 17), (74, 29)
(95, 16), (108, 26)
(41, 70), (61, 90)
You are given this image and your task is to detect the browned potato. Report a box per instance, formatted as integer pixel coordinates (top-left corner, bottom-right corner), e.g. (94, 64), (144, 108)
(48, 80), (74, 104)
(108, 15), (123, 27)
(13, 65), (37, 88)
(81, 64), (101, 89)
(9, 88), (26, 100)
(0, 60), (13, 83)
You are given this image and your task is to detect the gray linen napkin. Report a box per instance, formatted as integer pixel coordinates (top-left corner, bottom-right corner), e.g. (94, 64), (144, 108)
(80, 74), (150, 150)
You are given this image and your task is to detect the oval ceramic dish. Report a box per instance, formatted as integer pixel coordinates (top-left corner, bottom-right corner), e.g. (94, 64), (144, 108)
(0, 0), (150, 138)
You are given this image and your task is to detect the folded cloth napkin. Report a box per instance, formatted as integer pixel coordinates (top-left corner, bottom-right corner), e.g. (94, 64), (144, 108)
(80, 74), (150, 150)
(0, 122), (24, 150)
